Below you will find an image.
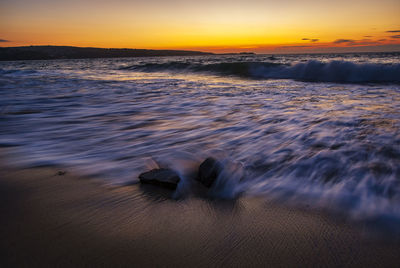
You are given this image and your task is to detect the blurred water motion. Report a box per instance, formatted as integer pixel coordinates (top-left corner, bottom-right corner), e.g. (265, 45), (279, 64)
(1, 53), (400, 221)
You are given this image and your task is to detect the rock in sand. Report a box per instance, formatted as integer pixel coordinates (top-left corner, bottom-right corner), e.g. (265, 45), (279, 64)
(138, 168), (181, 189)
(197, 157), (222, 188)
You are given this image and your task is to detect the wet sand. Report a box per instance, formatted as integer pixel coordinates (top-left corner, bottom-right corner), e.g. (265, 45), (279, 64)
(1, 163), (399, 267)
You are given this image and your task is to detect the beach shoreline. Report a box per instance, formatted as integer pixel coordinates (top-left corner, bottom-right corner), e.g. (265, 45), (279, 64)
(1, 161), (399, 267)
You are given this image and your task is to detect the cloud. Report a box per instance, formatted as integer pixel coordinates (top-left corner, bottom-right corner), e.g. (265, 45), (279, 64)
(0, 39), (10, 42)
(333, 39), (355, 44)
(332, 38), (383, 46)
(302, 38), (319, 42)
(386, 30), (400, 33)
(390, 35), (400, 39)
(364, 35), (372, 38)
(378, 39), (387, 41)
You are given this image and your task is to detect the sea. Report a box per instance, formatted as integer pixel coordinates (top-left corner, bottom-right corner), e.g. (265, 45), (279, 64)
(1, 52), (400, 224)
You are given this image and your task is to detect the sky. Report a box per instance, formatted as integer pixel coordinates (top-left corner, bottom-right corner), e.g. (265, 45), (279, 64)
(1, 0), (400, 53)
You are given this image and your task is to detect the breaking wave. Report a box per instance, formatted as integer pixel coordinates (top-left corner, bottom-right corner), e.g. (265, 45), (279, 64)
(122, 60), (400, 84)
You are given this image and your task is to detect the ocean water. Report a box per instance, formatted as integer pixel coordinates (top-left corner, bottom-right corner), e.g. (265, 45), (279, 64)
(1, 53), (400, 222)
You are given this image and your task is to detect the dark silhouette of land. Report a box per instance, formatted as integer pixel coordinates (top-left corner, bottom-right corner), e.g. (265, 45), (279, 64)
(0, 46), (215, 61)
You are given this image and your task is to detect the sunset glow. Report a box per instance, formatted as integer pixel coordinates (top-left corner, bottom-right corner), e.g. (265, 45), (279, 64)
(1, 0), (400, 53)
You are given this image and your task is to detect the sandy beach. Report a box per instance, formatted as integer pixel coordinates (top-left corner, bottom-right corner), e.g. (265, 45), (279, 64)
(1, 160), (399, 268)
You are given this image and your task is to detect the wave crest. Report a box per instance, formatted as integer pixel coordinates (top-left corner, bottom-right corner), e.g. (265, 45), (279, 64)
(122, 60), (400, 84)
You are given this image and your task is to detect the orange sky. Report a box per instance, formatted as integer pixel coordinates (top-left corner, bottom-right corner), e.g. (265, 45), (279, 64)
(1, 0), (400, 53)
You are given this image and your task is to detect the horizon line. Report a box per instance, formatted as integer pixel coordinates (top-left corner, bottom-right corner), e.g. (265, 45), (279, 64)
(2, 44), (400, 55)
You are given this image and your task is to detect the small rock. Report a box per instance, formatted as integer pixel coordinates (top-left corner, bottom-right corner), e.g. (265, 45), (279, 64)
(197, 157), (222, 188)
(57, 171), (66, 176)
(138, 168), (181, 189)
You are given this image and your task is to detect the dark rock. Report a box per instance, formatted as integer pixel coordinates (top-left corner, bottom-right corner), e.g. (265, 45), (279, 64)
(57, 171), (66, 176)
(138, 168), (181, 190)
(197, 157), (222, 188)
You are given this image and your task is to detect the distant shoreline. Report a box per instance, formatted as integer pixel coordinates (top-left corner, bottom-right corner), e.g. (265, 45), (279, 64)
(0, 45), (252, 61)
(0, 45), (217, 61)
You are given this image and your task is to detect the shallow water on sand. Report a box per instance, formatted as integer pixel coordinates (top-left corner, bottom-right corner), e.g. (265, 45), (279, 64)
(1, 53), (400, 223)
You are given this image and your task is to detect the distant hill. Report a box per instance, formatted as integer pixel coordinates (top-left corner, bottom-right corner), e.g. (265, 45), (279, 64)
(0, 46), (214, 61)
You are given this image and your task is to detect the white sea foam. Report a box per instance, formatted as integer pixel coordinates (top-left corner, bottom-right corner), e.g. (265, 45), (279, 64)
(125, 58), (400, 83)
